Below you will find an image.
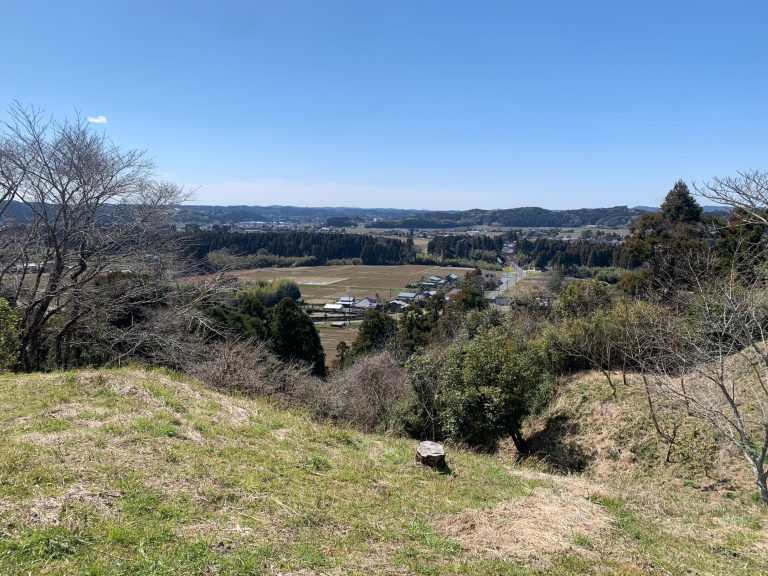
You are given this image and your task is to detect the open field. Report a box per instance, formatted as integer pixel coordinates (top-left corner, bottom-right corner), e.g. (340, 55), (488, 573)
(316, 323), (360, 361)
(230, 264), (474, 304)
(502, 269), (551, 297)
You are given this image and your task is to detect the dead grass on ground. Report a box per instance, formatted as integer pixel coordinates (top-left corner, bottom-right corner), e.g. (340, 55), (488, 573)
(2, 483), (120, 527)
(434, 482), (612, 566)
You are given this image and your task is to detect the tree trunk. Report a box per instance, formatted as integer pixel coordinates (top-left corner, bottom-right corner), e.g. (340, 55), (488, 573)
(601, 369), (617, 398)
(754, 465), (768, 506)
(510, 427), (527, 454)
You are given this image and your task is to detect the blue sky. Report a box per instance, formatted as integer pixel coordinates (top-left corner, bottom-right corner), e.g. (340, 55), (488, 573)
(1, 1), (766, 209)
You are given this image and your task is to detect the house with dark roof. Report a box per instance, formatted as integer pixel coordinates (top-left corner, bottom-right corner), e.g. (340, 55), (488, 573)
(354, 298), (379, 310)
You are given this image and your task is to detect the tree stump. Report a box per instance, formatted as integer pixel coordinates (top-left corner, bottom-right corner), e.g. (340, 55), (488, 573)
(416, 441), (446, 467)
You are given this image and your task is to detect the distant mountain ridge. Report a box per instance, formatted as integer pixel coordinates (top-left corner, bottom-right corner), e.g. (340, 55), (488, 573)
(0, 201), (729, 228)
(176, 204), (643, 228)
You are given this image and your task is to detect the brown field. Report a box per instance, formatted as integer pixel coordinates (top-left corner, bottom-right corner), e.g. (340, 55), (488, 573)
(230, 264), (474, 304)
(315, 323), (360, 361)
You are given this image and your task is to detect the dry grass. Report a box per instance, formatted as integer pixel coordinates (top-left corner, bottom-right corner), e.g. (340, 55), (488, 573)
(315, 323), (360, 361)
(434, 484), (611, 566)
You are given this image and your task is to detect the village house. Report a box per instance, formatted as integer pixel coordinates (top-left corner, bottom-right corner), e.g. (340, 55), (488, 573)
(387, 300), (409, 312)
(396, 291), (418, 301)
(354, 298), (379, 310)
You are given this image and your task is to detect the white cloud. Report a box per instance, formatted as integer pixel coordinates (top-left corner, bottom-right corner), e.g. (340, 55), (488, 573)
(87, 115), (108, 124)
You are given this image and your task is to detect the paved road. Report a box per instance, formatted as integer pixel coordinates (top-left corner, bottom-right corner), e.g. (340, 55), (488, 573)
(485, 263), (524, 301)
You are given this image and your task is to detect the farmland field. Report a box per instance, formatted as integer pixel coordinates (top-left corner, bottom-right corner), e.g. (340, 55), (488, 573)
(230, 264), (474, 304)
(315, 322), (360, 361)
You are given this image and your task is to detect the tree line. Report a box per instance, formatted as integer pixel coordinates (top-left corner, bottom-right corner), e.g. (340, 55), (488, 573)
(190, 230), (412, 266)
(365, 205), (638, 229)
(427, 234), (505, 262)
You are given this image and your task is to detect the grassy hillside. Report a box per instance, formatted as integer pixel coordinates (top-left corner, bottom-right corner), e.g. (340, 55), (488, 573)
(0, 369), (766, 575)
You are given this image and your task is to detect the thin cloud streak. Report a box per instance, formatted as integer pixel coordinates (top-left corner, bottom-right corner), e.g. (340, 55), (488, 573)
(87, 115), (108, 124)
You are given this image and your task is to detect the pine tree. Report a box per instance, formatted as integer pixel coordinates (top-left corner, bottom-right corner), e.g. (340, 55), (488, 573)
(660, 180), (702, 224)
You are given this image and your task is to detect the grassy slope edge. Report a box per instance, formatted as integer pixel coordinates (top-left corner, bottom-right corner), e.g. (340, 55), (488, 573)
(0, 368), (766, 575)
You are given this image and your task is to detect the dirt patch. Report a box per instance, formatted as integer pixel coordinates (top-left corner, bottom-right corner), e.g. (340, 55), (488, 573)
(272, 428), (291, 441)
(433, 485), (611, 565)
(219, 400), (251, 426)
(11, 483), (120, 526)
(19, 431), (72, 446)
(182, 427), (205, 443)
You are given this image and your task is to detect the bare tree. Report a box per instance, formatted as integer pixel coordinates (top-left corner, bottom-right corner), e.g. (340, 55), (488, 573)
(697, 170), (768, 228)
(638, 263), (768, 505)
(0, 103), (214, 370)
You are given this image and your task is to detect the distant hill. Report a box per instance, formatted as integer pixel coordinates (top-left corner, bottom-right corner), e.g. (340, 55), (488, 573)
(175, 204), (423, 225)
(366, 206), (640, 229)
(181, 204), (642, 228)
(1, 201), (727, 229)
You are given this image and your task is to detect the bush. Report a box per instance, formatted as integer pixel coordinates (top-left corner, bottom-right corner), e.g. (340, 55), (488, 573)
(188, 340), (328, 412)
(325, 351), (409, 433)
(439, 326), (552, 452)
(239, 279), (301, 309)
(402, 320), (553, 452)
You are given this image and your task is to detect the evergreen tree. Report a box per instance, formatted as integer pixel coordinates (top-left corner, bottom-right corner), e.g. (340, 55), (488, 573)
(624, 180), (709, 297)
(269, 297), (326, 376)
(350, 309), (396, 357)
(396, 306), (433, 356)
(660, 180), (702, 224)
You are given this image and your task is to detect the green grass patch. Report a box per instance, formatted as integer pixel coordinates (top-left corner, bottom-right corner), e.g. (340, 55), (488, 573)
(1, 368), (767, 575)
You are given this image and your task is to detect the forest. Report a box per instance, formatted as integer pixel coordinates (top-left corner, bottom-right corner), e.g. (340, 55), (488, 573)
(190, 229), (412, 266)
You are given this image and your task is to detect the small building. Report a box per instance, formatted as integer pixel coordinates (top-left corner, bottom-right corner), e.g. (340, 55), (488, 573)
(445, 273), (459, 282)
(388, 300), (409, 312)
(323, 303), (344, 312)
(444, 288), (461, 301)
(354, 298), (378, 310)
(336, 296), (356, 307)
(396, 291), (418, 301)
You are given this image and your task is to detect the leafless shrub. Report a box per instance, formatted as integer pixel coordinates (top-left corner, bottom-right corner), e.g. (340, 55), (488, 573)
(188, 340), (319, 401)
(324, 350), (409, 432)
(187, 335), (410, 435)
